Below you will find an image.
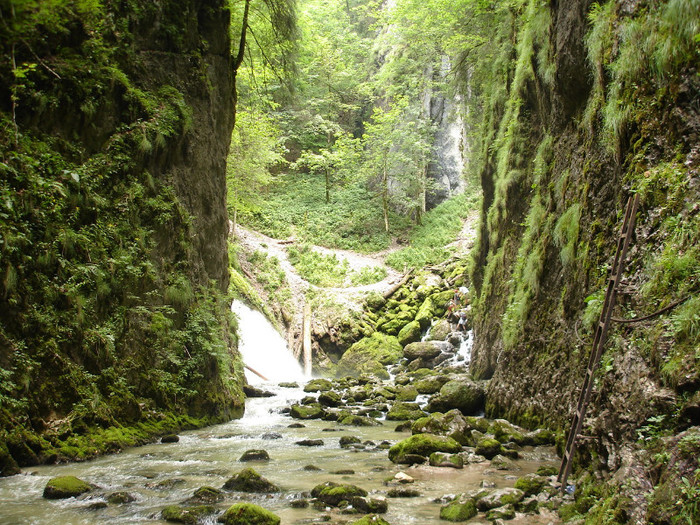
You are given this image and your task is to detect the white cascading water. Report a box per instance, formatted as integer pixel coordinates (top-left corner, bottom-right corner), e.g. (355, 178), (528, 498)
(230, 300), (306, 385)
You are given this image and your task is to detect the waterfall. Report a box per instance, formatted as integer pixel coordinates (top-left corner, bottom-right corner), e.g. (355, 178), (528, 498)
(230, 300), (306, 384)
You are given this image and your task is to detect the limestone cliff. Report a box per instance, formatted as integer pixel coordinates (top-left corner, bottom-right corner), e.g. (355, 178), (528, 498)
(467, 0), (698, 520)
(0, 0), (243, 473)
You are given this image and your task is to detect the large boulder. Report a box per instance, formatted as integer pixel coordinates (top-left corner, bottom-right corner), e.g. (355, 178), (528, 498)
(426, 379), (485, 415)
(290, 403), (326, 420)
(223, 468), (279, 493)
(426, 319), (452, 342)
(414, 374), (451, 394)
(403, 342), (442, 362)
(43, 476), (93, 499)
(220, 503), (280, 525)
(348, 515), (391, 525)
(388, 433), (462, 464)
(386, 402), (426, 421)
(304, 379), (334, 392)
(411, 409), (471, 445)
(336, 333), (402, 379)
(440, 498), (478, 522)
(161, 505), (216, 524)
(397, 320), (422, 347)
(476, 488), (524, 511)
(311, 481), (368, 506)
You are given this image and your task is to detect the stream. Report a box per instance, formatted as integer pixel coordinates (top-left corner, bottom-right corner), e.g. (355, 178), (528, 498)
(0, 302), (561, 524)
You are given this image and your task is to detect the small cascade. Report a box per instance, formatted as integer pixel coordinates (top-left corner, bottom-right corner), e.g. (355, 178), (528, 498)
(230, 300), (306, 385)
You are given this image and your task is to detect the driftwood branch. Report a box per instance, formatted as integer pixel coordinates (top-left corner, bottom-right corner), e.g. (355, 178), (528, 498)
(244, 364), (268, 381)
(383, 269), (414, 300)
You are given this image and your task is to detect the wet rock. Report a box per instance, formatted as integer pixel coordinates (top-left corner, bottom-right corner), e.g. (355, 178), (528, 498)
(278, 381), (299, 388)
(239, 449), (270, 462)
(348, 515), (391, 525)
(480, 480), (496, 489)
(303, 465), (322, 471)
(296, 439), (324, 447)
(190, 486), (224, 504)
(43, 476), (93, 499)
(311, 481), (368, 506)
(429, 452), (464, 468)
(304, 379), (334, 392)
(87, 501), (108, 510)
(148, 478), (186, 490)
(514, 473), (547, 496)
(388, 433), (462, 464)
(301, 395), (318, 405)
(523, 428), (556, 446)
(394, 421), (412, 432)
(427, 320), (452, 342)
(289, 498), (309, 508)
(340, 436), (362, 448)
(518, 495), (539, 513)
(385, 402), (426, 421)
(262, 432), (283, 440)
(476, 488), (525, 511)
(397, 321), (422, 347)
(412, 409), (472, 445)
(393, 472), (415, 484)
(290, 404), (326, 420)
(339, 414), (380, 427)
(395, 385), (419, 402)
(490, 454), (516, 471)
(440, 497), (478, 522)
(426, 379), (485, 415)
(288, 423), (305, 428)
(332, 469), (355, 475)
(489, 419), (526, 445)
(351, 496), (388, 514)
(475, 437), (503, 459)
(318, 391), (343, 407)
(0, 443), (20, 477)
(107, 491), (136, 504)
(414, 375), (451, 394)
(161, 504), (215, 524)
(223, 467), (279, 493)
(160, 434), (180, 444)
(403, 342), (443, 362)
(536, 465), (558, 476)
(387, 487), (421, 497)
(243, 385), (275, 398)
(220, 503), (280, 525)
(415, 290), (453, 329)
(486, 503), (515, 521)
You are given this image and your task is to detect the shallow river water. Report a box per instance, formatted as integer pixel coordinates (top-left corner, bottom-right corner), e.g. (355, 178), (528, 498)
(0, 302), (560, 524)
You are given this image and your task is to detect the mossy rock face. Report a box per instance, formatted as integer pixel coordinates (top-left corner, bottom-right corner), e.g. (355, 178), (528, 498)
(403, 342), (443, 362)
(290, 404), (326, 420)
(388, 433), (462, 464)
(412, 414), (448, 436)
(161, 504), (216, 524)
(336, 333), (402, 379)
(474, 437), (502, 459)
(397, 320), (422, 347)
(489, 419), (526, 445)
(464, 416), (490, 434)
(223, 468), (279, 493)
(385, 402), (426, 421)
(190, 486), (224, 503)
(414, 375), (450, 394)
(43, 476), (93, 499)
(415, 290), (453, 329)
(311, 481), (368, 506)
(220, 503), (281, 525)
(304, 379), (334, 392)
(514, 473), (547, 496)
(348, 515), (392, 525)
(426, 379), (485, 415)
(476, 488), (524, 511)
(107, 491), (136, 504)
(0, 442), (20, 477)
(439, 499), (477, 521)
(429, 452), (464, 469)
(318, 391), (343, 407)
(395, 385), (419, 402)
(427, 320), (452, 342)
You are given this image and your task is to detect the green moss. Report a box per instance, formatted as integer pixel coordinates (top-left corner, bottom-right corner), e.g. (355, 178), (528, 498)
(439, 499), (477, 521)
(388, 433), (462, 463)
(223, 468), (279, 493)
(220, 503), (281, 525)
(335, 333), (402, 379)
(43, 476), (92, 499)
(311, 482), (368, 506)
(161, 505), (216, 524)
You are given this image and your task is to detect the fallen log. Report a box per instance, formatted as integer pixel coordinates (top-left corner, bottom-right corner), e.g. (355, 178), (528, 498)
(244, 364), (269, 382)
(382, 269), (414, 300)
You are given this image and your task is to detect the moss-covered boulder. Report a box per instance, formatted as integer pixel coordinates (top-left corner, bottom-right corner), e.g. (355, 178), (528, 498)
(523, 428), (556, 446)
(388, 433), (462, 464)
(415, 290), (453, 329)
(304, 379), (334, 392)
(514, 473), (547, 496)
(336, 333), (402, 379)
(414, 374), (451, 394)
(489, 419), (526, 445)
(43, 476), (93, 499)
(426, 379), (485, 415)
(223, 468), (279, 493)
(318, 391), (343, 407)
(486, 503), (515, 521)
(439, 498), (477, 522)
(311, 481), (368, 506)
(427, 320), (452, 342)
(339, 414), (380, 426)
(412, 410), (471, 445)
(290, 403), (326, 420)
(161, 504), (216, 524)
(403, 342), (442, 362)
(474, 437), (503, 459)
(349, 515), (392, 525)
(351, 496), (389, 514)
(397, 321), (422, 347)
(395, 385), (419, 401)
(239, 449), (270, 462)
(429, 452), (463, 468)
(476, 488), (524, 511)
(386, 402), (426, 421)
(220, 503), (280, 525)
(190, 486), (224, 504)
(107, 491), (136, 504)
